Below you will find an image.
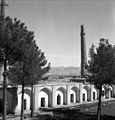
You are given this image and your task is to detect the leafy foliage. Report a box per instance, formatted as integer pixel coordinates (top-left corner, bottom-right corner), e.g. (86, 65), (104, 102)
(0, 15), (50, 120)
(8, 44), (50, 86)
(87, 41), (115, 88)
(0, 16), (50, 85)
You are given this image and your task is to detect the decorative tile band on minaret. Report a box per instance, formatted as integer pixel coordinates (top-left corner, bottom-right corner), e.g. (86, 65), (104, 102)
(0, 0), (8, 17)
(80, 25), (87, 78)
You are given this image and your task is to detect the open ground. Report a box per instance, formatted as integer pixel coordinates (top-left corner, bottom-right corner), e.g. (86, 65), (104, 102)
(1, 99), (115, 120)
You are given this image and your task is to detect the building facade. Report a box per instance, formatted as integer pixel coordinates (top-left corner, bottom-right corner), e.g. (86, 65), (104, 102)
(15, 80), (115, 112)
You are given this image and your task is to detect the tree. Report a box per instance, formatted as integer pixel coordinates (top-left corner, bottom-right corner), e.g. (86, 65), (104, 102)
(7, 29), (50, 119)
(0, 16), (10, 120)
(0, 16), (29, 120)
(7, 33), (35, 120)
(25, 42), (50, 117)
(0, 16), (38, 120)
(87, 39), (115, 120)
(29, 50), (50, 117)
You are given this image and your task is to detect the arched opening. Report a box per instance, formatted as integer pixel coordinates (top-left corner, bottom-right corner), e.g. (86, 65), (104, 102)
(110, 90), (113, 98)
(39, 91), (48, 107)
(83, 93), (85, 101)
(57, 94), (61, 105)
(39, 88), (51, 108)
(23, 89), (31, 110)
(93, 92), (95, 100)
(70, 94), (74, 103)
(56, 87), (66, 106)
(41, 97), (45, 107)
(92, 87), (97, 100)
(103, 85), (114, 99)
(102, 86), (106, 99)
(70, 89), (75, 103)
(82, 88), (87, 102)
(83, 86), (90, 101)
(109, 86), (113, 98)
(71, 86), (79, 103)
(16, 89), (31, 111)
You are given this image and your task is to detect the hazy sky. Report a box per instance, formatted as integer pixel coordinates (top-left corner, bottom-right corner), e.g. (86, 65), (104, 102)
(5, 0), (115, 67)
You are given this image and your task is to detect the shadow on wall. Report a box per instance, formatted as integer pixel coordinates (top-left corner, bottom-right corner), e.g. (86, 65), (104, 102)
(0, 87), (18, 114)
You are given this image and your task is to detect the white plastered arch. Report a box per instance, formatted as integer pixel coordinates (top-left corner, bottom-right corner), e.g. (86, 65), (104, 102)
(39, 91), (48, 107)
(108, 86), (113, 98)
(16, 93), (30, 111)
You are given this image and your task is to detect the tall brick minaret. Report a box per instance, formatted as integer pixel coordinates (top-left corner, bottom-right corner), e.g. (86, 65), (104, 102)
(80, 25), (87, 78)
(0, 0), (8, 81)
(0, 0), (8, 16)
(0, 1), (8, 120)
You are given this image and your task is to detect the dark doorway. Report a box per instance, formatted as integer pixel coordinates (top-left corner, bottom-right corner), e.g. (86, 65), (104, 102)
(102, 90), (104, 97)
(41, 97), (45, 107)
(111, 90), (113, 97)
(93, 92), (95, 100)
(70, 94), (74, 102)
(24, 99), (27, 110)
(0, 99), (3, 113)
(57, 94), (61, 105)
(83, 93), (85, 101)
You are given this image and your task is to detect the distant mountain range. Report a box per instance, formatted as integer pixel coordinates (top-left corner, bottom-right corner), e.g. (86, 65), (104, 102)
(48, 67), (81, 77)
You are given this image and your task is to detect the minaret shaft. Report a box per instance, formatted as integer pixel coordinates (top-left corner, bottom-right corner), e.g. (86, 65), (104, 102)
(0, 0), (8, 16)
(81, 25), (87, 78)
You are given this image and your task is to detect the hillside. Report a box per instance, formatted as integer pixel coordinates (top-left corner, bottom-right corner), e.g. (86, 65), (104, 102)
(0, 67), (81, 84)
(48, 67), (80, 77)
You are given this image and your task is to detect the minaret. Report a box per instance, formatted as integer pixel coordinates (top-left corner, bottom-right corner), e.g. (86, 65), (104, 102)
(81, 25), (87, 78)
(0, 0), (8, 17)
(0, 0), (8, 81)
(0, 1), (8, 120)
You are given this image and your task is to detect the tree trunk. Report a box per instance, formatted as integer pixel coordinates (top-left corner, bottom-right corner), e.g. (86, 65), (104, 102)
(97, 85), (102, 120)
(3, 59), (7, 120)
(20, 83), (24, 120)
(30, 84), (34, 118)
